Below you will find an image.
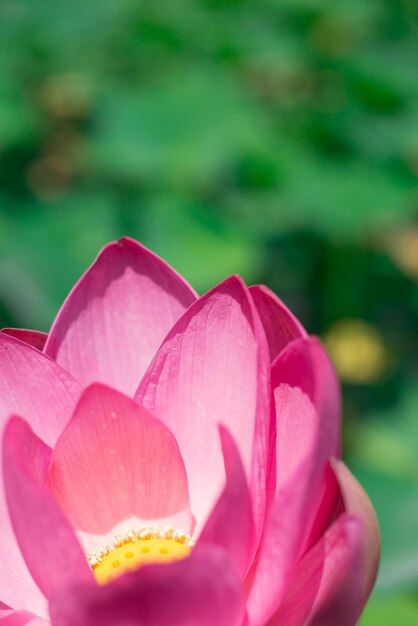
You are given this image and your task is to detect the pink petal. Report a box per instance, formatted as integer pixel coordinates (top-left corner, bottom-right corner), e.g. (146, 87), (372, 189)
(249, 285), (306, 361)
(267, 514), (364, 626)
(50, 545), (244, 626)
(304, 463), (342, 552)
(0, 334), (82, 615)
(275, 336), (341, 453)
(247, 337), (341, 626)
(48, 384), (190, 534)
(0, 333), (82, 446)
(267, 463), (380, 626)
(246, 429), (316, 626)
(44, 237), (197, 396)
(2, 418), (92, 608)
(272, 336), (341, 497)
(198, 427), (255, 578)
(136, 276), (270, 533)
(0, 329), (47, 352)
(331, 460), (380, 605)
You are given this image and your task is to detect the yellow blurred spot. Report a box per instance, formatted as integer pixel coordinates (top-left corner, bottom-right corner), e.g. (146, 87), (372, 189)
(26, 156), (73, 201)
(387, 225), (418, 280)
(310, 17), (355, 57)
(324, 319), (390, 384)
(40, 73), (93, 119)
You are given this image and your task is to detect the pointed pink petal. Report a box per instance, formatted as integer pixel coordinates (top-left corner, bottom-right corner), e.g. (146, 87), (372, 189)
(198, 427), (255, 578)
(247, 337), (341, 626)
(0, 333), (82, 446)
(50, 545), (244, 626)
(249, 285), (306, 361)
(44, 237), (197, 396)
(266, 463), (380, 626)
(48, 384), (190, 534)
(136, 276), (270, 533)
(0, 334), (82, 615)
(2, 418), (92, 608)
(0, 329), (47, 352)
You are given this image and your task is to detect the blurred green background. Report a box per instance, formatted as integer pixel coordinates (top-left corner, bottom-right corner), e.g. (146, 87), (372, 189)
(0, 0), (417, 622)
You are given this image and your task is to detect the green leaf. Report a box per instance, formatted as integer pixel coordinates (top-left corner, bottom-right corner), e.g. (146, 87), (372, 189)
(89, 67), (268, 187)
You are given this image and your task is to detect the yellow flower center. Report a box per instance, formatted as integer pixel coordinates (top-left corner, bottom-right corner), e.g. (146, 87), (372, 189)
(88, 527), (192, 585)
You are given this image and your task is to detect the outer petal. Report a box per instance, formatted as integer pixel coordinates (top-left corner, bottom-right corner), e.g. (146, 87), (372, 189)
(48, 384), (190, 535)
(2, 418), (93, 605)
(0, 334), (82, 614)
(331, 460), (380, 606)
(247, 338), (341, 626)
(198, 427), (254, 578)
(50, 545), (244, 626)
(136, 276), (270, 533)
(0, 329), (47, 352)
(249, 285), (306, 362)
(44, 237), (197, 396)
(269, 463), (380, 626)
(267, 515), (363, 626)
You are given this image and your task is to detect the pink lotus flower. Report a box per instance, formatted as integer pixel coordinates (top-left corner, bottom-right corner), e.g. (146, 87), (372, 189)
(0, 237), (380, 626)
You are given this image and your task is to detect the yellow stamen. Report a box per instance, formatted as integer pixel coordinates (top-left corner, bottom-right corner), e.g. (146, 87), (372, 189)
(87, 527), (192, 586)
